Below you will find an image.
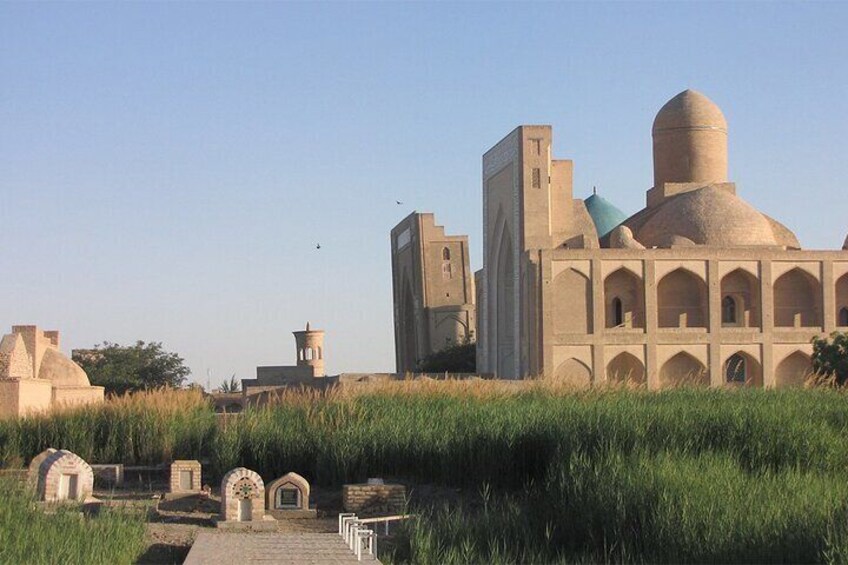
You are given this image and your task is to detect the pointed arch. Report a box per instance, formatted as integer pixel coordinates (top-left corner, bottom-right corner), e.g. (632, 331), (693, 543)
(774, 268), (822, 327)
(836, 274), (848, 327)
(660, 351), (709, 387)
(775, 351), (813, 388)
(553, 268), (592, 334)
(606, 352), (645, 385)
(490, 209), (516, 379)
(720, 268), (760, 328)
(723, 351), (762, 387)
(657, 268), (708, 328)
(604, 268), (644, 329)
(553, 358), (592, 389)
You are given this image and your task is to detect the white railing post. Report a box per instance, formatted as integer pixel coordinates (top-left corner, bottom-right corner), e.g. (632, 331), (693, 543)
(339, 513), (355, 536)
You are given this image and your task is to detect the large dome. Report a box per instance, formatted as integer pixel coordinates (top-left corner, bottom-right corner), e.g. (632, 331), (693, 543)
(653, 89), (727, 133)
(636, 185), (799, 248)
(38, 348), (91, 387)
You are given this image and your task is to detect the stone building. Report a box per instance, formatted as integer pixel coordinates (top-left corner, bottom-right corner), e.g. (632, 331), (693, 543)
(391, 212), (476, 372)
(477, 89), (848, 387)
(0, 326), (104, 417)
(240, 323), (326, 397)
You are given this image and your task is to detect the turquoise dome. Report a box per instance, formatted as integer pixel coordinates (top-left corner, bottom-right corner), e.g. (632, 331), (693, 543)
(584, 193), (627, 238)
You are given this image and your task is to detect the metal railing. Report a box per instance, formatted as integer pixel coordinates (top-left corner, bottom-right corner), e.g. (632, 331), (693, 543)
(338, 512), (416, 561)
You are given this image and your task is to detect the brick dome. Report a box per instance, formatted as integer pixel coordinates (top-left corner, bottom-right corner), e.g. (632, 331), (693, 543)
(653, 89), (727, 133)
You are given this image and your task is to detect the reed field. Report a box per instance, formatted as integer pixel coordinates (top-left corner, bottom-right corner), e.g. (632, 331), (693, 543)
(0, 475), (146, 564)
(3, 382), (848, 562)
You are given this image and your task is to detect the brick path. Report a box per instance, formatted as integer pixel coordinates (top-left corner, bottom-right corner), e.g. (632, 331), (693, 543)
(183, 532), (380, 564)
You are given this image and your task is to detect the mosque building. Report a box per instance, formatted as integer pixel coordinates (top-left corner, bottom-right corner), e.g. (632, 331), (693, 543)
(449, 89), (848, 387)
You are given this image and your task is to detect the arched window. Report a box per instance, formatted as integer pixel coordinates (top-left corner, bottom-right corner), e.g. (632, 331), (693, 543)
(306, 348), (313, 361)
(722, 296), (737, 325)
(613, 297), (623, 327)
(725, 353), (746, 384)
(840, 307), (848, 327)
(442, 247), (451, 261)
(442, 263), (452, 279)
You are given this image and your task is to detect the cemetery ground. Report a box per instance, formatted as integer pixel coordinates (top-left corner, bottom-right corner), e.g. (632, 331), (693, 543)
(3, 382), (848, 563)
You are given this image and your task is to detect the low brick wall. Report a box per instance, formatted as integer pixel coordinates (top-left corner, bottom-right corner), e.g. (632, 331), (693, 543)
(342, 483), (406, 516)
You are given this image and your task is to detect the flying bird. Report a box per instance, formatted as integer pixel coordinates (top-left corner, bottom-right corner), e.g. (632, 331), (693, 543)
(316, 244), (321, 250)
(396, 200), (403, 205)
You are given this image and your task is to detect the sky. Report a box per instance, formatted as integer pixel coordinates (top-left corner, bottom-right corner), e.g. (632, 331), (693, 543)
(2, 3), (846, 387)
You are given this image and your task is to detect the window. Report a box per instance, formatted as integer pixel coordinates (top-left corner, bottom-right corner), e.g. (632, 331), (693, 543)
(722, 296), (737, 325)
(531, 168), (541, 188)
(726, 354), (746, 384)
(613, 297), (624, 327)
(531, 138), (541, 155)
(442, 263), (452, 279)
(442, 247), (451, 261)
(840, 307), (848, 327)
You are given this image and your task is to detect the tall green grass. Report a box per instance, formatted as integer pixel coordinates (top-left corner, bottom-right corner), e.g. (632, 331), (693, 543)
(0, 476), (146, 564)
(4, 384), (848, 562)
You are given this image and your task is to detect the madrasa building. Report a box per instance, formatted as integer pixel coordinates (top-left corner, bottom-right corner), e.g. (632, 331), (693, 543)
(474, 89), (848, 387)
(392, 89), (848, 387)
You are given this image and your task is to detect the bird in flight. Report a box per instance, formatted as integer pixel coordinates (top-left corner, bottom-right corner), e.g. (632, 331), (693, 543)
(316, 244), (321, 250)
(396, 200), (403, 205)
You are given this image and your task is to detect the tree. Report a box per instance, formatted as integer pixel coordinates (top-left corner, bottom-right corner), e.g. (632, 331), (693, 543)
(417, 341), (476, 373)
(812, 332), (848, 386)
(72, 341), (191, 395)
(218, 374), (241, 393)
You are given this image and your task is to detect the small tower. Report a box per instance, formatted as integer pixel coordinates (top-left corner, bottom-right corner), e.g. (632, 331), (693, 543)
(293, 322), (325, 377)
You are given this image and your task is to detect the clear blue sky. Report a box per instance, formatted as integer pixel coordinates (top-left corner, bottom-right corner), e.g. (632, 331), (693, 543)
(2, 3), (846, 386)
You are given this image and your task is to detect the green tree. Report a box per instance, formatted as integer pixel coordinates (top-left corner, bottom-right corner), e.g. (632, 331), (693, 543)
(417, 341), (477, 373)
(72, 341), (191, 395)
(812, 332), (848, 386)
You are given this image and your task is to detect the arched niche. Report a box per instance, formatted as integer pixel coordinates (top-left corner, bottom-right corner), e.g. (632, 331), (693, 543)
(660, 351), (709, 387)
(220, 467), (265, 523)
(836, 274), (848, 327)
(723, 352), (762, 387)
(266, 472), (310, 512)
(553, 268), (592, 334)
(604, 268), (644, 329)
(721, 269), (760, 328)
(657, 269), (707, 328)
(492, 218), (515, 378)
(773, 269), (822, 328)
(606, 352), (645, 386)
(774, 351), (812, 388)
(553, 358), (592, 389)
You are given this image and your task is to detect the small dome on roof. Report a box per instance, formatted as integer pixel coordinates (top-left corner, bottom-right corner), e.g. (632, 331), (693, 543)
(636, 185), (798, 248)
(584, 193), (628, 238)
(653, 89), (727, 134)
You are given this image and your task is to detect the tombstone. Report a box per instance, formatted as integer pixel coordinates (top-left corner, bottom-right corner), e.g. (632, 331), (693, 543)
(218, 467), (273, 528)
(37, 450), (94, 503)
(265, 472), (316, 519)
(343, 481), (407, 517)
(27, 448), (57, 487)
(169, 460), (202, 495)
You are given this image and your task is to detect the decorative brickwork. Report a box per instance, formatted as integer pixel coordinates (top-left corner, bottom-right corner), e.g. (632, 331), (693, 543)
(220, 467), (265, 522)
(37, 450), (94, 503)
(170, 460), (202, 493)
(342, 483), (406, 517)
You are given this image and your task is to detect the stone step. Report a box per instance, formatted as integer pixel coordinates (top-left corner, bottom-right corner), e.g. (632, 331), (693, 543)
(184, 532), (380, 564)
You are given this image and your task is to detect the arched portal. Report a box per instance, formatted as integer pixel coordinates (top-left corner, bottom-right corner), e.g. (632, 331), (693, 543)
(774, 269), (821, 327)
(657, 269), (707, 328)
(660, 352), (709, 387)
(606, 352), (645, 385)
(775, 351), (812, 388)
(836, 274), (848, 327)
(494, 222), (515, 378)
(723, 352), (762, 387)
(553, 358), (592, 389)
(721, 269), (760, 328)
(604, 268), (644, 329)
(553, 268), (592, 334)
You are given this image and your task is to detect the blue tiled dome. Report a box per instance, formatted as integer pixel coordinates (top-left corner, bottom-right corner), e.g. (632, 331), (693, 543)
(584, 193), (627, 238)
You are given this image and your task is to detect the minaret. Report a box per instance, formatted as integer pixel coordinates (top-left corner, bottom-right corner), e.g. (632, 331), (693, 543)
(293, 322), (325, 377)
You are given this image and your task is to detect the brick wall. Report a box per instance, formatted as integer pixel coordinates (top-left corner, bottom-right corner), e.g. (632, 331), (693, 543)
(342, 483), (406, 516)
